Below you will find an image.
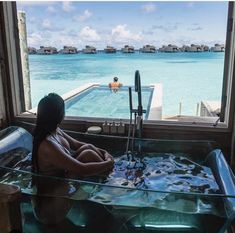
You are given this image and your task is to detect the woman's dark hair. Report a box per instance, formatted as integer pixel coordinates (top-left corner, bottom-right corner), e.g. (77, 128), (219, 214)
(32, 93), (65, 173)
(114, 77), (118, 82)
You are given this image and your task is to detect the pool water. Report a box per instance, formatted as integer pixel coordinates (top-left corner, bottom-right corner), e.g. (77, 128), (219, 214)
(65, 86), (153, 119)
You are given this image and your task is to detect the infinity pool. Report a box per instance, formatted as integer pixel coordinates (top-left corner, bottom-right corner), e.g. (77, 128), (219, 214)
(65, 85), (154, 119)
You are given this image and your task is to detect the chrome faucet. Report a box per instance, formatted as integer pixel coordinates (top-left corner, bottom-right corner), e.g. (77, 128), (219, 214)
(126, 70), (146, 157)
(135, 70), (146, 139)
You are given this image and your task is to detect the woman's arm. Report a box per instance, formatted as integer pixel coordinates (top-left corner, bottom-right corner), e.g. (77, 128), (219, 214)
(58, 128), (85, 150)
(77, 144), (113, 162)
(59, 128), (114, 162)
(41, 140), (114, 176)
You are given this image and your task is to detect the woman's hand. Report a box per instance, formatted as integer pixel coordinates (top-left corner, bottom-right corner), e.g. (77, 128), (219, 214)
(106, 157), (114, 170)
(104, 152), (114, 162)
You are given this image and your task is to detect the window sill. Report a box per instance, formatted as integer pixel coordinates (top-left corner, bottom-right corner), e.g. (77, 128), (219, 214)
(15, 112), (229, 133)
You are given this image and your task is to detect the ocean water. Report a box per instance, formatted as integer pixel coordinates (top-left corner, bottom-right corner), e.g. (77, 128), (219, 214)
(29, 52), (224, 116)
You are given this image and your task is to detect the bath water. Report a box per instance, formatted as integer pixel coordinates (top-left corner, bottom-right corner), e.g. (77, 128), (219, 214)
(96, 153), (220, 194)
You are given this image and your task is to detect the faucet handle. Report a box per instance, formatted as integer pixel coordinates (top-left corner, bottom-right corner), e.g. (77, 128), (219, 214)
(136, 116), (142, 130)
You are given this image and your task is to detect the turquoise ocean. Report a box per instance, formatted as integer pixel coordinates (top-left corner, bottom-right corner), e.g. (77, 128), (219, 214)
(29, 52), (224, 117)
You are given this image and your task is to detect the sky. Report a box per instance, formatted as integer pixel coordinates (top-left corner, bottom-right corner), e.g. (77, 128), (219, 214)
(17, 1), (228, 50)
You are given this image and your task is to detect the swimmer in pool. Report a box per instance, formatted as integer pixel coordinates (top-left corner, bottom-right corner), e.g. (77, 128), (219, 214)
(108, 77), (123, 92)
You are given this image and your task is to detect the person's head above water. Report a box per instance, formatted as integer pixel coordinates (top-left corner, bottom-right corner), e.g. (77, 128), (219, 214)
(36, 93), (65, 133)
(114, 77), (118, 82)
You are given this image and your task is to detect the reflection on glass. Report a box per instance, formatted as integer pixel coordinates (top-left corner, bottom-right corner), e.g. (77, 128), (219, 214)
(1, 127), (235, 232)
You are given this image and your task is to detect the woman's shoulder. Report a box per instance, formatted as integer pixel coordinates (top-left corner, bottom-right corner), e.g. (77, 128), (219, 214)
(39, 136), (60, 155)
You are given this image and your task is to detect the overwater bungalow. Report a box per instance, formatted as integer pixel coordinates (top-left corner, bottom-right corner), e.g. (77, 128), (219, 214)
(159, 44), (179, 53)
(121, 45), (135, 53)
(37, 46), (58, 55)
(181, 44), (203, 52)
(28, 47), (37, 54)
(180, 45), (190, 52)
(140, 45), (156, 53)
(59, 46), (78, 54)
(211, 44), (225, 52)
(82, 45), (97, 54)
(104, 46), (116, 53)
(158, 45), (166, 52)
(189, 44), (203, 52)
(201, 45), (210, 52)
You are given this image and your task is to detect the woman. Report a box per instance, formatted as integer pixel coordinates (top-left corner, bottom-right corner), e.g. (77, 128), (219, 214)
(32, 93), (114, 227)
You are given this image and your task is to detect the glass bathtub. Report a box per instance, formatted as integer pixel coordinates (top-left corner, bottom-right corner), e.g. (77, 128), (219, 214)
(0, 126), (235, 233)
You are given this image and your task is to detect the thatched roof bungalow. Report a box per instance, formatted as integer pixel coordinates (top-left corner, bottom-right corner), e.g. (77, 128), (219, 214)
(121, 45), (135, 53)
(82, 45), (97, 54)
(159, 44), (179, 52)
(28, 47), (37, 54)
(211, 44), (225, 52)
(181, 44), (204, 52)
(140, 45), (156, 53)
(59, 46), (78, 54)
(104, 46), (116, 53)
(37, 46), (58, 55)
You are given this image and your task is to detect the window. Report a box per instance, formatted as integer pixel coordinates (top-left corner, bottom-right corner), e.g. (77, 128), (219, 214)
(11, 2), (235, 128)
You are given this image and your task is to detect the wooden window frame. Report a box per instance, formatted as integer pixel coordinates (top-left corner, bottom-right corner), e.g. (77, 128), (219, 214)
(1, 1), (235, 143)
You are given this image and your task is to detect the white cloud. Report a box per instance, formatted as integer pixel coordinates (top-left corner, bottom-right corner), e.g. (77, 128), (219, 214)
(28, 17), (36, 23)
(28, 32), (44, 47)
(187, 2), (195, 8)
(78, 10), (92, 21)
(188, 26), (203, 31)
(142, 3), (156, 13)
(17, 1), (56, 6)
(55, 36), (77, 47)
(152, 23), (178, 32)
(61, 29), (78, 37)
(111, 25), (142, 42)
(46, 6), (57, 13)
(79, 26), (101, 42)
(42, 19), (52, 30)
(62, 2), (74, 12)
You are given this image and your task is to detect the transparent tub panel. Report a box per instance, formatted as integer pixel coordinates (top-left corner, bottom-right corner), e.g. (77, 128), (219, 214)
(0, 127), (235, 233)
